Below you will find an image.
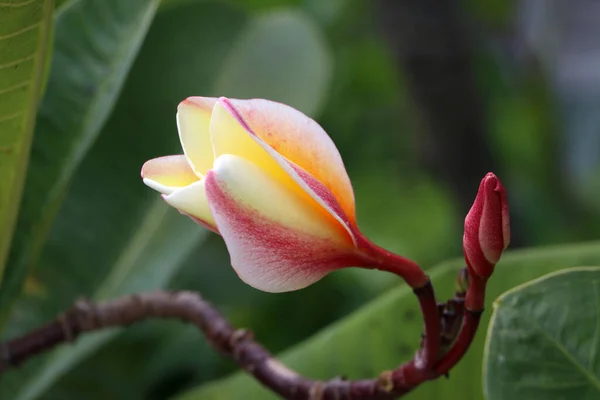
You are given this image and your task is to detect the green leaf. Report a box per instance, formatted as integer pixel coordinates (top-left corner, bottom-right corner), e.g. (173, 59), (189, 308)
(0, 0), (53, 281)
(215, 8), (332, 117)
(0, 0), (161, 322)
(483, 267), (600, 400)
(8, 202), (208, 400)
(175, 242), (600, 400)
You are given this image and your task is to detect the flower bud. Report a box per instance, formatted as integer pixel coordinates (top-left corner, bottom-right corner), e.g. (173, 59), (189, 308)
(463, 173), (510, 278)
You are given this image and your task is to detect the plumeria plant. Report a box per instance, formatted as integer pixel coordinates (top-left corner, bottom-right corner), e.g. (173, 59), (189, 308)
(0, 97), (509, 399)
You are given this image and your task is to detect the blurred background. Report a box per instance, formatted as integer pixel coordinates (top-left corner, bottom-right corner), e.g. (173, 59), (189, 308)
(2, 0), (600, 398)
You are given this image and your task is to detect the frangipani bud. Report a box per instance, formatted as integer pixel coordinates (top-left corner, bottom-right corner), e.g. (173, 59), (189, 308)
(141, 97), (428, 293)
(463, 173), (510, 279)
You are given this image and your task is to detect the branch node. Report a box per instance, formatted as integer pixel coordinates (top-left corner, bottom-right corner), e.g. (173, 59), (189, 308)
(57, 314), (75, 343)
(230, 328), (252, 346)
(308, 381), (325, 400)
(378, 370), (395, 392)
(467, 308), (484, 317)
(73, 298), (98, 331)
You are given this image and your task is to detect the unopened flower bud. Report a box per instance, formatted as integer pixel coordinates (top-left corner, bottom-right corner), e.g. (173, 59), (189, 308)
(463, 173), (510, 278)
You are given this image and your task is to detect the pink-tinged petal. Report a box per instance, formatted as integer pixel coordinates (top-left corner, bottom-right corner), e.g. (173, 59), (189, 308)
(141, 155), (199, 195)
(176, 97), (218, 176)
(205, 154), (357, 292)
(162, 179), (216, 229)
(215, 98), (357, 243)
(180, 212), (220, 235)
(209, 100), (347, 236)
(223, 97), (356, 222)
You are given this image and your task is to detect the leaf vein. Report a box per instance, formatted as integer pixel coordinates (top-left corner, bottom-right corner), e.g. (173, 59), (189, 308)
(527, 316), (600, 392)
(0, 0), (36, 7)
(0, 22), (40, 40)
(0, 111), (23, 122)
(0, 80), (31, 95)
(0, 54), (35, 69)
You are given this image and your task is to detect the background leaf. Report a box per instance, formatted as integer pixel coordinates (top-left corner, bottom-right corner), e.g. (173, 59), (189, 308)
(483, 267), (600, 400)
(7, 202), (208, 400)
(214, 8), (332, 116)
(177, 242), (600, 400)
(0, 0), (161, 323)
(0, 0), (53, 280)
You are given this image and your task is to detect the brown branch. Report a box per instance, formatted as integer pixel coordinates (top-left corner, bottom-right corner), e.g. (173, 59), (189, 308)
(0, 266), (485, 399)
(0, 288), (454, 400)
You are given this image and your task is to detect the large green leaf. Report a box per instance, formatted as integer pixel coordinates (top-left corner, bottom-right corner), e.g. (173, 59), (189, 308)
(0, 0), (161, 323)
(0, 0), (53, 280)
(484, 267), (600, 400)
(176, 242), (600, 400)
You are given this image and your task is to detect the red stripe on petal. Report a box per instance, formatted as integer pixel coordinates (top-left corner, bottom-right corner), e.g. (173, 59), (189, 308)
(205, 170), (361, 293)
(219, 97), (254, 133)
(288, 163), (356, 231)
(217, 97), (358, 244)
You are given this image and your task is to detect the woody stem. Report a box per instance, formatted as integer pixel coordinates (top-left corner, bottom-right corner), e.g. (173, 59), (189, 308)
(0, 288), (450, 400)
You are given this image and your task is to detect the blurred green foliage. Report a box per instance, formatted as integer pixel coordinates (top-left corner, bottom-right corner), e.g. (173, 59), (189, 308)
(1, 0), (600, 399)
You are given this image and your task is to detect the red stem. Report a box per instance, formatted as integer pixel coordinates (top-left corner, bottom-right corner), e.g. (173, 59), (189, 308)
(353, 237), (441, 371)
(353, 234), (441, 371)
(465, 273), (487, 311)
(433, 310), (481, 374)
(414, 282), (441, 369)
(434, 273), (486, 374)
(355, 233), (429, 289)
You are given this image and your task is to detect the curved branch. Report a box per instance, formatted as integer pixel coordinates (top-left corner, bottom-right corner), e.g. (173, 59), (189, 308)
(0, 290), (443, 399)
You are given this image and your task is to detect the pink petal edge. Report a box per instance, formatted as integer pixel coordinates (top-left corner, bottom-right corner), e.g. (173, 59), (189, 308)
(204, 169), (362, 292)
(160, 194), (219, 234)
(217, 97), (359, 245)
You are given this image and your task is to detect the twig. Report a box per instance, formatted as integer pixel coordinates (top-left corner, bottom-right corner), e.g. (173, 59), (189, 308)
(0, 291), (435, 399)
(0, 266), (484, 399)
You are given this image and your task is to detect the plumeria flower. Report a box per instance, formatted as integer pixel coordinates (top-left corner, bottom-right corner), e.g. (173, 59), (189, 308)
(142, 97), (427, 292)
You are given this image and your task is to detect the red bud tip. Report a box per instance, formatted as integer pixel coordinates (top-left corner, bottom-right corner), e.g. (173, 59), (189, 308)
(463, 173), (510, 279)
